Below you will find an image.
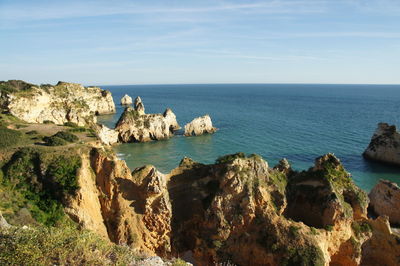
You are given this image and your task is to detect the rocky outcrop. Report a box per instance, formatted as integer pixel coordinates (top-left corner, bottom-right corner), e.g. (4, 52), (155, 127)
(363, 123), (400, 165)
(121, 94), (133, 105)
(115, 107), (180, 143)
(0, 80), (115, 126)
(369, 180), (400, 225)
(66, 148), (172, 256)
(0, 211), (10, 229)
(360, 216), (400, 266)
(95, 124), (119, 145)
(134, 96), (145, 115)
(184, 115), (217, 136)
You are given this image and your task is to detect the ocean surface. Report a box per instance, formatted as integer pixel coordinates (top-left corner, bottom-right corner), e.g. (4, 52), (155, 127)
(97, 84), (400, 191)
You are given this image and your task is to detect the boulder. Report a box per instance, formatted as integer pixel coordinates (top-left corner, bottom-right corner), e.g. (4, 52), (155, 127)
(0, 80), (116, 126)
(369, 179), (400, 225)
(184, 115), (217, 136)
(115, 106), (180, 142)
(120, 94), (133, 105)
(363, 123), (400, 166)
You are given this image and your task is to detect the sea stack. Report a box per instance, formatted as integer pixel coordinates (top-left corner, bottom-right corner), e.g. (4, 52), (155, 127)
(121, 94), (133, 105)
(134, 96), (145, 115)
(363, 123), (400, 165)
(184, 114), (217, 136)
(115, 97), (180, 143)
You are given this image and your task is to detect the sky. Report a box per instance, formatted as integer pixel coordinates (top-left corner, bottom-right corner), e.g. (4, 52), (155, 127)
(0, 0), (399, 85)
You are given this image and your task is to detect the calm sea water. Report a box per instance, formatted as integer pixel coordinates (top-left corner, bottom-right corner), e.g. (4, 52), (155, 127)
(97, 84), (400, 191)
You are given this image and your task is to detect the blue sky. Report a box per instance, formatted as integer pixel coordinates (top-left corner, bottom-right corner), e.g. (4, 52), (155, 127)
(0, 0), (399, 85)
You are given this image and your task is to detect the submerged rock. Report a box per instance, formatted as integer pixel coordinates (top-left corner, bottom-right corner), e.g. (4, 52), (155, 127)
(363, 123), (400, 166)
(121, 94), (133, 105)
(184, 115), (217, 136)
(115, 106), (180, 143)
(0, 80), (115, 126)
(369, 179), (400, 225)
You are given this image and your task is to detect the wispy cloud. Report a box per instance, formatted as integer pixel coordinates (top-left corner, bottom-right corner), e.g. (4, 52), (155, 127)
(0, 0), (327, 22)
(236, 31), (400, 39)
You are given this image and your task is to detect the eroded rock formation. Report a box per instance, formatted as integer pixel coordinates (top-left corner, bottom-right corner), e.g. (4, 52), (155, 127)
(95, 124), (119, 145)
(363, 123), (400, 165)
(121, 94), (133, 105)
(115, 107), (180, 142)
(369, 180), (400, 225)
(184, 114), (217, 136)
(0, 80), (115, 126)
(134, 96), (145, 115)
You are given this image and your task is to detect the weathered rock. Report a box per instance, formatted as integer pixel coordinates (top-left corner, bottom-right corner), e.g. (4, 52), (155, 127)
(0, 80), (115, 126)
(363, 123), (400, 165)
(95, 124), (119, 145)
(134, 96), (145, 115)
(285, 153), (369, 229)
(184, 115), (217, 136)
(121, 94), (133, 105)
(369, 179), (400, 225)
(66, 148), (172, 256)
(360, 216), (400, 266)
(273, 158), (292, 175)
(115, 107), (180, 143)
(0, 211), (10, 228)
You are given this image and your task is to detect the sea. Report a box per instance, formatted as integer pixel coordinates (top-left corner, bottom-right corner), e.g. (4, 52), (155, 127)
(97, 84), (400, 192)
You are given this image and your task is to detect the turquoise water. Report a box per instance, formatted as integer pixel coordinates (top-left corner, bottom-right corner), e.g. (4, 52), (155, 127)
(97, 84), (400, 191)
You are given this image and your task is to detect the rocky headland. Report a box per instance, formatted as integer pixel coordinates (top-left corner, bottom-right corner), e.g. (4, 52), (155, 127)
(0, 80), (115, 126)
(363, 123), (400, 166)
(184, 114), (217, 136)
(1, 80), (400, 265)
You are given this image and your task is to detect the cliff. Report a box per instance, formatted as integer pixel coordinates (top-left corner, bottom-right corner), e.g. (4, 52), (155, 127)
(369, 180), (400, 225)
(0, 80), (115, 126)
(184, 115), (217, 136)
(363, 123), (400, 166)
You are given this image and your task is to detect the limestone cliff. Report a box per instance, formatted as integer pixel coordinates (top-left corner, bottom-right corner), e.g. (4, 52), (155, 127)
(184, 115), (217, 136)
(369, 180), (400, 225)
(0, 80), (115, 126)
(66, 148), (172, 256)
(115, 107), (180, 142)
(363, 123), (400, 166)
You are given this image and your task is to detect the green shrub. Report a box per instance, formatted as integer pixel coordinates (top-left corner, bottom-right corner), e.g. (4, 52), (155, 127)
(25, 130), (38, 135)
(43, 136), (67, 146)
(63, 121), (79, 128)
(0, 127), (23, 149)
(67, 127), (87, 132)
(0, 220), (137, 265)
(53, 131), (79, 143)
(43, 120), (54, 124)
(216, 152), (246, 164)
(2, 148), (81, 226)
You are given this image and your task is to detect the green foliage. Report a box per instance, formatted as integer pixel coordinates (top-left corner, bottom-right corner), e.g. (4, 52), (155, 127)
(0, 127), (24, 149)
(43, 131), (79, 146)
(1, 148), (81, 226)
(53, 131), (79, 142)
(289, 225), (300, 238)
(43, 120), (54, 124)
(25, 130), (38, 135)
(0, 83), (17, 93)
(325, 225), (333, 231)
(282, 245), (325, 266)
(67, 126), (87, 132)
(43, 136), (67, 146)
(171, 258), (188, 266)
(0, 220), (137, 265)
(352, 221), (372, 237)
(216, 152), (246, 164)
(63, 121), (79, 128)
